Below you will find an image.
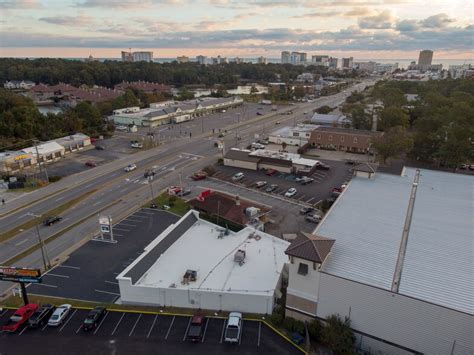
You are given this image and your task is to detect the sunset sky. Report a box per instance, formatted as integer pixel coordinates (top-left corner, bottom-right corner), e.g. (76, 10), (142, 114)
(0, 0), (472, 60)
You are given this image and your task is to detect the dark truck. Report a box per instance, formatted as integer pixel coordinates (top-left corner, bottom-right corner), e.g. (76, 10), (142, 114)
(28, 304), (55, 328)
(83, 306), (106, 331)
(187, 314), (206, 342)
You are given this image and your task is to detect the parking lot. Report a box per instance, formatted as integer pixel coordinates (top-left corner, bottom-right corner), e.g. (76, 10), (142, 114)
(25, 209), (180, 303)
(0, 308), (303, 354)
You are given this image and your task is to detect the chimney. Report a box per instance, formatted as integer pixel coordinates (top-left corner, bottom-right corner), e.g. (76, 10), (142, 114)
(235, 195), (240, 206)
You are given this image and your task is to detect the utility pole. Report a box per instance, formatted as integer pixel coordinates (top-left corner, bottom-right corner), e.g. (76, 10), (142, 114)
(28, 213), (50, 270)
(33, 140), (48, 183)
(201, 115), (204, 134)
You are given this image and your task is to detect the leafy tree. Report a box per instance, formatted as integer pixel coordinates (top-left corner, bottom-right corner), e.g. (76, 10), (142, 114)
(321, 314), (355, 355)
(281, 141), (287, 151)
(373, 126), (414, 164)
(349, 104), (371, 130)
(379, 107), (409, 131)
(293, 86), (306, 99)
(316, 105), (333, 114)
(176, 88), (195, 101)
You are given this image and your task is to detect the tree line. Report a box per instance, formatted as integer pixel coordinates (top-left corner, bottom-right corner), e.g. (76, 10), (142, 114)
(0, 58), (332, 88)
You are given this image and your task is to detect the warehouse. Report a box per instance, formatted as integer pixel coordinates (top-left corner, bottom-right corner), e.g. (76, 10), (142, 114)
(117, 210), (289, 314)
(285, 167), (473, 354)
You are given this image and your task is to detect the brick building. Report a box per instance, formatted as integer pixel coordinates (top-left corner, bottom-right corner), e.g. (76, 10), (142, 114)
(309, 127), (383, 153)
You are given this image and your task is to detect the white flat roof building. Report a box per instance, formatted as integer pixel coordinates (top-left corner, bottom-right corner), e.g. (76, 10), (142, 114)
(117, 210), (289, 314)
(249, 149), (319, 169)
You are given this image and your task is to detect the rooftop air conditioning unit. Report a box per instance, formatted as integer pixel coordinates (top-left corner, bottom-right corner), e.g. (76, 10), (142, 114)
(234, 249), (246, 266)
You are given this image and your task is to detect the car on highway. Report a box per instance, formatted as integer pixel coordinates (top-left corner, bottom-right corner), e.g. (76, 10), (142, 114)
(48, 304), (72, 326)
(94, 145), (105, 150)
(255, 181), (267, 188)
(28, 304), (55, 328)
(144, 168), (156, 178)
(266, 169), (278, 176)
(285, 187), (297, 197)
(299, 206), (315, 215)
(305, 214), (321, 224)
(187, 313), (206, 342)
(232, 172), (245, 181)
(256, 112), (263, 116)
(43, 216), (63, 226)
(85, 160), (97, 167)
(191, 171), (207, 181)
(265, 184), (278, 192)
(131, 141), (143, 149)
(2, 304), (38, 333)
(124, 163), (137, 172)
(224, 312), (242, 344)
(83, 306), (106, 331)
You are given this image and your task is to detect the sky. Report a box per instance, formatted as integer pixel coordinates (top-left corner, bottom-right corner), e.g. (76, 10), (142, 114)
(0, 0), (472, 60)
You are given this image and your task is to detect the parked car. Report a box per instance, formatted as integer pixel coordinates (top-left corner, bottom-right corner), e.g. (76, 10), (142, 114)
(265, 169), (278, 176)
(317, 163), (330, 170)
(299, 206), (314, 215)
(168, 186), (183, 195)
(224, 312), (242, 344)
(345, 160), (356, 165)
(2, 304), (38, 332)
(176, 189), (191, 197)
(43, 216), (62, 226)
(83, 307), (106, 331)
(187, 314), (206, 342)
(265, 184), (278, 192)
(255, 181), (267, 188)
(469, 165), (474, 171)
(116, 125), (128, 131)
(28, 304), (55, 328)
(305, 214), (321, 224)
(94, 145), (105, 150)
(251, 142), (265, 149)
(131, 142), (143, 149)
(300, 177), (314, 185)
(232, 172), (245, 181)
(275, 121), (281, 125)
(48, 304), (72, 326)
(124, 163), (137, 172)
(285, 188), (297, 197)
(295, 177), (305, 183)
(191, 172), (207, 181)
(85, 160), (97, 167)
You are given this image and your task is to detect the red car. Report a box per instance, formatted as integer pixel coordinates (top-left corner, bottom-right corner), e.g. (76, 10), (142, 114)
(2, 304), (38, 332)
(191, 172), (207, 181)
(266, 169), (278, 176)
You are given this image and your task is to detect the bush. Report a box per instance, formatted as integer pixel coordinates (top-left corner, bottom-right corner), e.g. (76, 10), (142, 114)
(282, 317), (295, 332)
(293, 319), (305, 335)
(269, 311), (284, 326)
(168, 195), (177, 207)
(307, 319), (323, 342)
(321, 314), (356, 354)
(48, 175), (62, 183)
(203, 165), (216, 176)
(217, 158), (223, 165)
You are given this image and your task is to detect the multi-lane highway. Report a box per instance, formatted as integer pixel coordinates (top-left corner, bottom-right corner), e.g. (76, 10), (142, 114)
(0, 79), (373, 297)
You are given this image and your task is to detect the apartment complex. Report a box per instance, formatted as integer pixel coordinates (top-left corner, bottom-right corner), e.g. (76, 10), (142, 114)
(418, 49), (433, 66)
(311, 55), (329, 66)
(309, 127), (382, 153)
(176, 56), (189, 63)
(341, 57), (354, 69)
(121, 50), (153, 62)
(281, 51), (291, 64)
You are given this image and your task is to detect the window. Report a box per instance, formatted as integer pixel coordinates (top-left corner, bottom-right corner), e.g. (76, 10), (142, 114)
(297, 263), (308, 275)
(340, 136), (344, 142)
(293, 132), (299, 137)
(328, 135), (333, 141)
(353, 137), (358, 143)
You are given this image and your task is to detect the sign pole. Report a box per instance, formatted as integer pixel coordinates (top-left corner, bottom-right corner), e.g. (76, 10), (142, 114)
(19, 282), (29, 305)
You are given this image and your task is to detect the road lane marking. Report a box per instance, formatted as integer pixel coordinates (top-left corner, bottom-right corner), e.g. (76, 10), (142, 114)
(36, 283), (58, 288)
(94, 311), (109, 335)
(164, 316), (175, 340)
(147, 314), (158, 339)
(183, 317), (192, 341)
(55, 196), (66, 202)
(129, 314), (142, 337)
(59, 309), (77, 332)
(15, 239), (29, 247)
(111, 313), (125, 335)
(92, 201), (101, 207)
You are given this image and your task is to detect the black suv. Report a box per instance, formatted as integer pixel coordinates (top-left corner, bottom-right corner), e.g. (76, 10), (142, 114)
(43, 216), (62, 226)
(28, 304), (55, 328)
(83, 307), (106, 331)
(299, 206), (315, 215)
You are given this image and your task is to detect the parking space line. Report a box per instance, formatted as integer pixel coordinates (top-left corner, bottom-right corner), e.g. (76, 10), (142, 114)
(36, 283), (58, 288)
(147, 314), (158, 339)
(18, 325), (28, 336)
(46, 273), (70, 278)
(57, 265), (80, 270)
(41, 323), (49, 331)
(59, 309), (77, 332)
(219, 320), (226, 343)
(75, 323), (82, 334)
(104, 280), (119, 285)
(258, 322), (261, 347)
(94, 311), (109, 335)
(0, 309), (8, 317)
(239, 321), (243, 345)
(114, 228), (130, 232)
(123, 219), (143, 223)
(201, 318), (209, 343)
(111, 313), (125, 336)
(94, 289), (120, 296)
(306, 197), (315, 203)
(164, 315), (175, 340)
(129, 314), (142, 337)
(117, 223), (136, 227)
(182, 317), (192, 341)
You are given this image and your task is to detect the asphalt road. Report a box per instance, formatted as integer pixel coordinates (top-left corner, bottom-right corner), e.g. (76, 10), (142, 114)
(0, 79), (374, 297)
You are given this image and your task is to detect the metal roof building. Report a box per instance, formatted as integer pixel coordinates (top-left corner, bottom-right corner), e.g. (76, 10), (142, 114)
(287, 167), (473, 354)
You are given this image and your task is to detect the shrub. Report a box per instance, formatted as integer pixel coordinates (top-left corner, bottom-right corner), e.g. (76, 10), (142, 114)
(269, 311), (284, 326)
(202, 165), (216, 176)
(48, 175), (62, 183)
(217, 158), (224, 165)
(282, 317), (295, 332)
(307, 319), (323, 342)
(321, 314), (356, 355)
(168, 195), (177, 207)
(293, 319), (305, 335)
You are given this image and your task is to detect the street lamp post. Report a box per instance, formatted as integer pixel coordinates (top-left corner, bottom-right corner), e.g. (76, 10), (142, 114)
(148, 176), (155, 208)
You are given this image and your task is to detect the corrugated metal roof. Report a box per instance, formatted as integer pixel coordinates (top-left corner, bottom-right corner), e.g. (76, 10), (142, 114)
(317, 168), (474, 314)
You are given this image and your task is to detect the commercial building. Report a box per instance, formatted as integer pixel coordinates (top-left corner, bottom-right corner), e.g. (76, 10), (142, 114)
(310, 113), (348, 127)
(311, 55), (329, 66)
(176, 56), (189, 63)
(354, 61), (376, 73)
(3, 80), (36, 90)
(281, 51), (291, 64)
(269, 124), (319, 146)
(0, 151), (36, 174)
(328, 57), (338, 69)
(285, 167), (473, 354)
(121, 50), (133, 62)
(224, 148), (320, 175)
(418, 49), (433, 66)
(374, 62), (399, 73)
(117, 210), (289, 314)
(290, 52), (307, 65)
(196, 55), (209, 65)
(309, 127), (382, 153)
(449, 64), (473, 79)
(341, 57), (354, 69)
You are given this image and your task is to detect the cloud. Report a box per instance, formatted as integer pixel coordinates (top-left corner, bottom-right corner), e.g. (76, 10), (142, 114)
(0, 0), (39, 9)
(75, 0), (183, 7)
(396, 19), (419, 32)
(39, 15), (93, 27)
(292, 11), (339, 19)
(358, 10), (395, 29)
(344, 7), (374, 17)
(422, 13), (455, 28)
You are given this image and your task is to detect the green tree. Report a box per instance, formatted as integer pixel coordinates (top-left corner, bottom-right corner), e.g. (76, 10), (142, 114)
(175, 88), (195, 101)
(373, 126), (414, 164)
(293, 86), (306, 99)
(316, 105), (333, 114)
(379, 107), (409, 131)
(321, 314), (356, 355)
(349, 104), (371, 130)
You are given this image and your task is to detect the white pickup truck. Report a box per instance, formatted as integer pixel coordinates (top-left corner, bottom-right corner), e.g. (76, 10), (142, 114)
(224, 312), (242, 344)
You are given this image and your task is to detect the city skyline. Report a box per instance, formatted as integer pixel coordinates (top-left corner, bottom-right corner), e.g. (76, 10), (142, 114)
(0, 0), (473, 59)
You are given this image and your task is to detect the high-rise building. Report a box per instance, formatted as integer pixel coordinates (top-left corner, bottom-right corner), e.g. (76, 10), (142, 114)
(328, 57), (338, 69)
(196, 55), (208, 65)
(312, 55), (329, 66)
(257, 56), (267, 64)
(342, 57), (354, 69)
(355, 61), (376, 72)
(133, 51), (153, 62)
(281, 51), (291, 64)
(418, 50), (433, 66)
(176, 56), (189, 63)
(121, 50), (133, 62)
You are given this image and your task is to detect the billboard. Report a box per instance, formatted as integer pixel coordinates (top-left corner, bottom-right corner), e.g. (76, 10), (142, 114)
(0, 266), (42, 283)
